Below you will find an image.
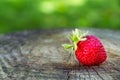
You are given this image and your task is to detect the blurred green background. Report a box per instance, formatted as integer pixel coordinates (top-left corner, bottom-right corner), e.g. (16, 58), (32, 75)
(0, 0), (120, 33)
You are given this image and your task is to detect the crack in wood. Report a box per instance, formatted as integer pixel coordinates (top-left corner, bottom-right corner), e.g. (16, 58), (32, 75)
(66, 71), (70, 80)
(92, 67), (104, 80)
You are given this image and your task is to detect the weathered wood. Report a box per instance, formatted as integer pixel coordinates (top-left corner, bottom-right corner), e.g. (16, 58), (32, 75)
(0, 28), (120, 80)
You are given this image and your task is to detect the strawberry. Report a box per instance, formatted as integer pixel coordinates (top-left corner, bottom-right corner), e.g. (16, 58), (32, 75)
(75, 35), (107, 65)
(62, 29), (107, 66)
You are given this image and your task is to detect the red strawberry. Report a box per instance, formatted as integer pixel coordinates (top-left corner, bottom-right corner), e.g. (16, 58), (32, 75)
(62, 29), (107, 66)
(75, 35), (107, 65)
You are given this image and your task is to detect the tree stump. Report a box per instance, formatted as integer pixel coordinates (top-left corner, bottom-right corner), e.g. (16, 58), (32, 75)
(0, 28), (120, 80)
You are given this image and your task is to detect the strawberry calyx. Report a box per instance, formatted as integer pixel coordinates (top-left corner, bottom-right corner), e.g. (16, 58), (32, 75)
(62, 28), (88, 51)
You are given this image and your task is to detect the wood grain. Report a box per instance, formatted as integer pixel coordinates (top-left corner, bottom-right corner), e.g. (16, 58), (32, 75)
(0, 28), (120, 80)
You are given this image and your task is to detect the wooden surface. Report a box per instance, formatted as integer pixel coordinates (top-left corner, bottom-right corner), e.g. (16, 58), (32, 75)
(0, 28), (120, 80)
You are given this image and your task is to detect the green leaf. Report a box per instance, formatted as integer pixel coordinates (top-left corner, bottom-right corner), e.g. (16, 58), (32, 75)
(72, 35), (79, 42)
(71, 28), (79, 43)
(74, 28), (79, 37)
(62, 44), (73, 49)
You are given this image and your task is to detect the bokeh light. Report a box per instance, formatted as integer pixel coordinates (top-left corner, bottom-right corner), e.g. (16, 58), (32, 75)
(40, 1), (56, 14)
